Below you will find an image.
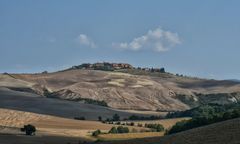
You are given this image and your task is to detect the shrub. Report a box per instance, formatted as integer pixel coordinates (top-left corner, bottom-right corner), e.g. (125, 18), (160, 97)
(113, 114), (120, 121)
(145, 124), (164, 132)
(115, 121), (121, 125)
(109, 127), (118, 134)
(117, 126), (129, 133)
(92, 129), (101, 137)
(128, 115), (162, 120)
(74, 117), (85, 120)
(98, 116), (102, 121)
(20, 124), (36, 136)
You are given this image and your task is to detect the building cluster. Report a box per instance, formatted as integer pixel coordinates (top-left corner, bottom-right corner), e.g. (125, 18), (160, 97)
(71, 62), (165, 73)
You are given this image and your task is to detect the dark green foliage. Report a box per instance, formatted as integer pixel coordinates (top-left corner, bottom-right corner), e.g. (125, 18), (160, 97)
(92, 129), (101, 137)
(74, 117), (85, 120)
(108, 127), (118, 134)
(145, 124), (164, 132)
(108, 126), (129, 134)
(98, 116), (102, 121)
(117, 126), (129, 133)
(43, 87), (52, 97)
(74, 97), (108, 107)
(159, 68), (165, 73)
(115, 121), (121, 125)
(113, 114), (120, 121)
(166, 103), (227, 118)
(20, 124), (36, 136)
(128, 115), (162, 120)
(167, 103), (240, 135)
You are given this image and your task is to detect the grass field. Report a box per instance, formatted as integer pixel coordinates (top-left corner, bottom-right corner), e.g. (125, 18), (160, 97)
(120, 117), (191, 129)
(97, 132), (164, 141)
(0, 108), (149, 140)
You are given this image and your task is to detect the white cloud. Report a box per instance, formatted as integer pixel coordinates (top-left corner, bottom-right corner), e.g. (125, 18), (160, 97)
(76, 34), (96, 48)
(113, 27), (181, 52)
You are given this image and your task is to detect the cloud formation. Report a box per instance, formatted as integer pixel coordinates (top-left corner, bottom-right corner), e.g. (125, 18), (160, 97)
(77, 34), (96, 48)
(113, 27), (181, 52)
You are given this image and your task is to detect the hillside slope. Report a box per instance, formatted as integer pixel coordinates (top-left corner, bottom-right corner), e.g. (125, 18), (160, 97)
(0, 87), (161, 120)
(3, 69), (240, 111)
(99, 118), (240, 144)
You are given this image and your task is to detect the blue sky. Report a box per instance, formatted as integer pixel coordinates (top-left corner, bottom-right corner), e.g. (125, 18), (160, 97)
(0, 0), (240, 80)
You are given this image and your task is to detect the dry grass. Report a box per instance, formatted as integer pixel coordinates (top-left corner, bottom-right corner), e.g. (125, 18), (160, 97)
(99, 118), (240, 144)
(0, 108), (148, 139)
(98, 132), (164, 141)
(124, 117), (191, 129)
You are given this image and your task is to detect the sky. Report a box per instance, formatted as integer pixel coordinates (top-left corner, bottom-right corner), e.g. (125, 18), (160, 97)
(0, 0), (240, 80)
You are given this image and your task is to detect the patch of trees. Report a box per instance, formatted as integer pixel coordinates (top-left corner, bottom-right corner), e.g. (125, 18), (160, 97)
(166, 103), (240, 135)
(109, 126), (129, 134)
(102, 114), (121, 123)
(79, 98), (108, 107)
(144, 124), (164, 132)
(166, 103), (240, 118)
(127, 115), (162, 120)
(20, 124), (36, 136)
(46, 90), (108, 107)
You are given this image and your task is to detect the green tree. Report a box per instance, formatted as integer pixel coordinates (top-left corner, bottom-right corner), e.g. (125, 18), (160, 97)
(98, 116), (102, 121)
(113, 114), (120, 121)
(109, 127), (118, 134)
(92, 129), (101, 137)
(117, 126), (129, 133)
(20, 124), (36, 136)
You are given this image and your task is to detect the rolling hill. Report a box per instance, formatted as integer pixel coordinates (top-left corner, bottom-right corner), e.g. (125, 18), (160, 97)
(99, 118), (240, 144)
(2, 65), (239, 111)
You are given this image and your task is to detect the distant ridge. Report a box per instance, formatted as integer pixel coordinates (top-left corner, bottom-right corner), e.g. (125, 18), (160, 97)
(229, 79), (240, 83)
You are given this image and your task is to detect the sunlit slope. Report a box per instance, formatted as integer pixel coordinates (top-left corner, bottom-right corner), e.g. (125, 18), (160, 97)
(10, 69), (240, 111)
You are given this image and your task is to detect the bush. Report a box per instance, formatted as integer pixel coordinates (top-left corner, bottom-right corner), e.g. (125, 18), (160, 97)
(113, 114), (120, 121)
(109, 127), (118, 134)
(74, 117), (85, 120)
(20, 124), (36, 136)
(98, 116), (102, 121)
(92, 129), (101, 137)
(145, 124), (164, 132)
(115, 121), (121, 125)
(117, 126), (129, 133)
(128, 115), (162, 120)
(109, 126), (129, 134)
